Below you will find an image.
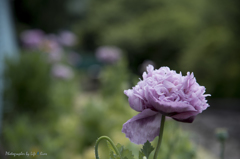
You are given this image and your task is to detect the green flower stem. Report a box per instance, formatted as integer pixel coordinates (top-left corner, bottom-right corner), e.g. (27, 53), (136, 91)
(153, 115), (166, 159)
(220, 141), (225, 159)
(95, 136), (120, 159)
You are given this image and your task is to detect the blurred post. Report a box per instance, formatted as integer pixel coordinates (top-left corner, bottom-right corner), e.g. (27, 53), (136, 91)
(0, 0), (18, 136)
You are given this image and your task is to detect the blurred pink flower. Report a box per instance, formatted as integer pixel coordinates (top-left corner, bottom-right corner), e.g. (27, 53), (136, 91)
(58, 31), (77, 47)
(41, 35), (62, 53)
(95, 46), (122, 64)
(39, 35), (63, 62)
(122, 65), (210, 144)
(20, 29), (45, 49)
(51, 64), (74, 79)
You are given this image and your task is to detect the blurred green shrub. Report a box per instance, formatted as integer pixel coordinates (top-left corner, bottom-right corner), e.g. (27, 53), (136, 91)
(3, 52), (51, 115)
(156, 120), (196, 159)
(2, 51), (79, 159)
(99, 57), (130, 97)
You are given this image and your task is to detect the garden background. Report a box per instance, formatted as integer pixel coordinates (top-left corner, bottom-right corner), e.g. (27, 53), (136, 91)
(0, 0), (240, 158)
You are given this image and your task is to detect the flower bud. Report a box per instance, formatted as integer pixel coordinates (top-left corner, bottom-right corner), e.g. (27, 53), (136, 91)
(215, 128), (228, 142)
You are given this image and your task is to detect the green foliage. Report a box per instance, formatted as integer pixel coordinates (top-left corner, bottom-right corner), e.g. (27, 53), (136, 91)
(140, 141), (154, 159)
(2, 78), (79, 159)
(154, 121), (196, 159)
(79, 100), (109, 150)
(103, 120), (196, 159)
(99, 56), (130, 98)
(3, 52), (51, 115)
(138, 151), (145, 159)
(108, 143), (134, 159)
(75, 0), (240, 98)
(2, 51), (80, 159)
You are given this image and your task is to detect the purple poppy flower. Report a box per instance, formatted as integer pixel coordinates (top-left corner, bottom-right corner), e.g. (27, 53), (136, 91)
(95, 46), (122, 64)
(58, 31), (77, 47)
(122, 65), (210, 144)
(51, 64), (74, 80)
(20, 29), (45, 49)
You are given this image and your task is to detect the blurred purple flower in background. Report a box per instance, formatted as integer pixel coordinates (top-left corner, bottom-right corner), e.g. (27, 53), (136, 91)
(42, 35), (62, 53)
(19, 29), (77, 79)
(20, 29), (45, 49)
(122, 65), (210, 144)
(58, 30), (77, 47)
(51, 64), (74, 80)
(41, 37), (63, 62)
(95, 46), (122, 64)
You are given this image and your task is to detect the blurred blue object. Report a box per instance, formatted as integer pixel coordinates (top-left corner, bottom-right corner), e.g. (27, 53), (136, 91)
(0, 0), (18, 135)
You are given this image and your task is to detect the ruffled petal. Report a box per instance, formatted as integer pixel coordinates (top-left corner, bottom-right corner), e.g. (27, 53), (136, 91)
(124, 89), (144, 112)
(147, 88), (196, 114)
(122, 109), (162, 144)
(171, 111), (198, 123)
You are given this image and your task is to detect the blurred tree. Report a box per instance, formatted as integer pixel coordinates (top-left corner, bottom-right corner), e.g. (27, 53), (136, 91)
(11, 0), (88, 33)
(74, 0), (240, 98)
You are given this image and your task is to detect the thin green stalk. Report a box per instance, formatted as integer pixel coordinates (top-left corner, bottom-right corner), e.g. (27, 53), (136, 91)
(220, 141), (225, 159)
(153, 115), (166, 159)
(95, 136), (120, 159)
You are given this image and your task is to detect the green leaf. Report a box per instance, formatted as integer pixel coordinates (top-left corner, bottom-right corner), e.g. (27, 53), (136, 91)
(140, 141), (154, 159)
(107, 141), (116, 154)
(115, 143), (135, 159)
(121, 148), (134, 159)
(139, 151), (145, 159)
(110, 151), (115, 159)
(116, 143), (124, 154)
(108, 143), (122, 159)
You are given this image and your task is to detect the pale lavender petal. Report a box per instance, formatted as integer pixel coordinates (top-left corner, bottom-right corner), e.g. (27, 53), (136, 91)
(124, 89), (144, 112)
(122, 109), (162, 144)
(171, 111), (199, 123)
(147, 88), (197, 114)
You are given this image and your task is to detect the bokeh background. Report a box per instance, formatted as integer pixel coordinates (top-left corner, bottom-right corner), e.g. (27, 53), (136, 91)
(0, 0), (239, 158)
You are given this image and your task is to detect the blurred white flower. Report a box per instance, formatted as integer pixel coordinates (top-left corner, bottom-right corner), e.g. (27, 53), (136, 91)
(95, 46), (122, 64)
(51, 64), (74, 80)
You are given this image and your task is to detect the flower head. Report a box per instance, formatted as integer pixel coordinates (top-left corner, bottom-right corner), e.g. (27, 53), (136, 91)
(20, 29), (45, 49)
(122, 65), (210, 144)
(95, 46), (122, 64)
(51, 64), (74, 80)
(58, 31), (77, 47)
